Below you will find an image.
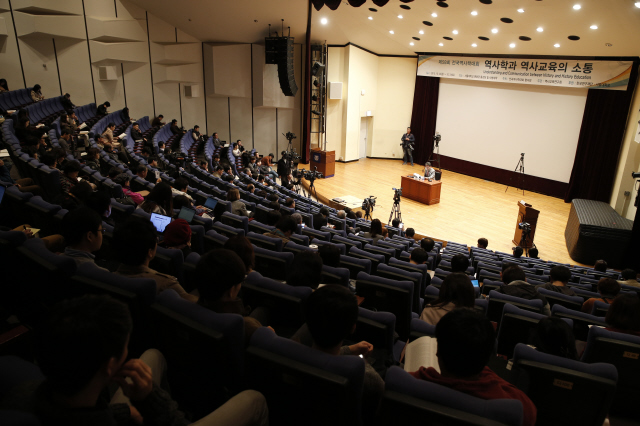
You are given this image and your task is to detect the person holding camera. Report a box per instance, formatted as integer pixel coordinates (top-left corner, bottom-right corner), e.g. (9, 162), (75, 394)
(424, 161), (435, 179)
(401, 127), (415, 166)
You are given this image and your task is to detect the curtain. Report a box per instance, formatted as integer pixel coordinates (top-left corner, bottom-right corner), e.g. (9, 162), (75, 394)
(564, 63), (639, 203)
(409, 76), (440, 166)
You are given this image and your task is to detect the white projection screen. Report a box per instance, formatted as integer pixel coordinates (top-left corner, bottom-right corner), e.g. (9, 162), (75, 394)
(435, 78), (588, 183)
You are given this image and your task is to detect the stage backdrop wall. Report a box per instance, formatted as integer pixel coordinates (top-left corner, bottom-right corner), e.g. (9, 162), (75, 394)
(435, 78), (588, 184)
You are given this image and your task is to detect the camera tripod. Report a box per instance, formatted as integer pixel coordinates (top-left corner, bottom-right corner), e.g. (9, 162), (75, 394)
(306, 167), (319, 202)
(388, 195), (403, 225)
(506, 153), (525, 195)
(518, 229), (535, 257)
(363, 204), (373, 221)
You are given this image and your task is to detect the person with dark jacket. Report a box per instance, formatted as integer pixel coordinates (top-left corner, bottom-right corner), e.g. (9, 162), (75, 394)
(312, 207), (330, 231)
(84, 148), (101, 172)
(61, 93), (75, 110)
(152, 114), (164, 127)
(97, 101), (110, 116)
(498, 265), (550, 315)
(130, 122), (146, 144)
(170, 119), (182, 135)
(537, 265), (577, 296)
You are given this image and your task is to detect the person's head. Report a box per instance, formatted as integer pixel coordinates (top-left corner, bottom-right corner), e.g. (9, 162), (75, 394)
(318, 244), (341, 268)
(53, 147), (67, 163)
(200, 161), (208, 169)
(213, 154), (220, 161)
(107, 167), (121, 180)
(162, 219), (192, 248)
(391, 218), (400, 228)
(224, 236), (255, 272)
(0, 78), (7, 90)
(597, 278), (621, 298)
(87, 147), (100, 160)
(103, 101), (111, 108)
(502, 265), (526, 284)
(421, 237), (435, 252)
(95, 134), (105, 145)
(171, 119), (177, 125)
(196, 249), (246, 302)
(173, 177), (189, 192)
(606, 294), (640, 332)
(621, 268), (637, 281)
(370, 219), (383, 236)
(319, 207), (329, 218)
(451, 254), (470, 273)
(405, 228), (415, 238)
(268, 201), (280, 211)
(247, 183), (255, 193)
(148, 156), (159, 167)
(157, 114), (164, 120)
(250, 156), (256, 163)
(108, 123), (115, 130)
(60, 113), (68, 123)
(287, 251), (323, 289)
(172, 195), (193, 210)
(213, 132), (218, 138)
(61, 129), (72, 140)
(226, 188), (240, 202)
(477, 238), (488, 249)
(63, 161), (82, 179)
(141, 147), (152, 157)
(534, 317), (578, 360)
(435, 308), (495, 378)
(136, 165), (148, 177)
(62, 207), (103, 252)
(267, 210), (282, 226)
(550, 265), (571, 284)
(132, 122), (139, 130)
(425, 161), (431, 169)
(433, 273), (475, 309)
(113, 173), (131, 188)
(85, 191), (112, 218)
(70, 181), (94, 202)
(513, 246), (523, 258)
(528, 247), (539, 259)
(145, 182), (173, 213)
(406, 127), (411, 134)
(275, 215), (297, 237)
(193, 125), (199, 132)
(306, 285), (358, 351)
(41, 152), (57, 168)
(290, 212), (303, 225)
(158, 141), (165, 149)
(113, 217), (158, 266)
(284, 197), (295, 208)
(355, 211), (363, 219)
(37, 295), (132, 397)
(257, 174), (265, 182)
(410, 247), (428, 265)
(33, 84), (41, 92)
(594, 260), (608, 272)
(268, 153), (274, 159)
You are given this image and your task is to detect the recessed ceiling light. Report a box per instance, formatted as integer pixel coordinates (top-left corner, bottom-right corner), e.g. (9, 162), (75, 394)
(537, 27), (543, 32)
(573, 4), (581, 10)
(517, 8), (524, 13)
(389, 30), (394, 34)
(554, 43), (560, 48)
(410, 42), (414, 46)
(320, 18), (328, 25)
(432, 12), (438, 17)
(509, 43), (516, 48)
(398, 15), (403, 19)
(471, 11), (478, 16)
(439, 43), (444, 46)
(636, 2), (640, 8)
(368, 16), (373, 20)
(491, 28), (498, 33)
(419, 30), (424, 34)
(590, 24), (598, 29)
(452, 30), (458, 34)
(472, 43), (477, 47)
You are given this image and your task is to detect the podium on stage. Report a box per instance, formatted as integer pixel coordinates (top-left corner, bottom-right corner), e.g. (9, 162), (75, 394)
(513, 201), (539, 248)
(310, 148), (335, 178)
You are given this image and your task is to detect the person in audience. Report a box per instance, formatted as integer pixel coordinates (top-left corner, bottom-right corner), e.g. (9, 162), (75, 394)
(605, 294), (640, 336)
(256, 174), (268, 187)
(138, 182), (173, 215)
(268, 201), (280, 212)
(152, 114), (164, 127)
(102, 122), (121, 149)
(52, 147), (68, 169)
(192, 125), (201, 143)
(130, 122), (147, 145)
(593, 259), (608, 273)
(247, 183), (255, 194)
(534, 317), (578, 360)
(303, 285), (384, 421)
(40, 152), (58, 169)
(157, 141), (165, 154)
(420, 273), (475, 325)
(0, 159), (41, 194)
(197, 249), (265, 344)
(246, 156), (259, 178)
(450, 254), (469, 273)
(225, 235), (255, 274)
(290, 212), (303, 226)
(355, 211), (363, 219)
(405, 227), (415, 238)
(284, 197), (295, 209)
(170, 119), (183, 135)
(538, 265), (577, 296)
(228, 188), (251, 217)
(0, 78), (8, 92)
(85, 190), (115, 227)
(232, 142), (242, 157)
(410, 247), (428, 266)
(131, 165), (150, 192)
(312, 207), (330, 231)
(97, 101), (110, 116)
(421, 237), (435, 253)
(84, 147), (101, 172)
(61, 207), (107, 269)
(108, 166), (121, 179)
(114, 174), (144, 205)
(363, 218), (384, 244)
(114, 217), (195, 301)
(527, 247), (539, 259)
(410, 308), (537, 425)
(581, 277), (621, 314)
(120, 107), (130, 123)
(58, 128), (73, 153)
(171, 177), (194, 202)
(61, 93), (75, 110)
(266, 210), (281, 226)
(318, 244), (341, 268)
(477, 238), (488, 249)
(159, 219), (192, 258)
(499, 265), (550, 315)
(264, 216), (296, 244)
(259, 153), (278, 181)
(212, 166), (224, 179)
(60, 161), (82, 194)
(200, 160), (209, 172)
(287, 250), (323, 289)
(57, 181), (94, 211)
(141, 147), (152, 160)
(212, 154), (221, 170)
(618, 268), (639, 287)
(513, 246), (523, 258)
(30, 84), (44, 102)
(60, 113), (78, 134)
(212, 132), (222, 148)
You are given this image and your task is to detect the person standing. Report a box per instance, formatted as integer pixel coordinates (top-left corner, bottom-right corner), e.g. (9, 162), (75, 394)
(401, 127), (415, 166)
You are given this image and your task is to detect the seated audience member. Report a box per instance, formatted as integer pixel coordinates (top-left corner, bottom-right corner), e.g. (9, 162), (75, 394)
(225, 235), (255, 274)
(304, 285), (384, 421)
(259, 153), (278, 181)
(266, 210), (281, 227)
(61, 92), (75, 110)
(97, 101), (110, 116)
(538, 265), (577, 296)
(420, 273), (475, 325)
(58, 129), (73, 154)
(140, 147), (152, 160)
(247, 183), (255, 194)
(60, 161), (82, 194)
(0, 159), (41, 194)
(410, 247), (429, 266)
(290, 213), (303, 226)
(450, 253), (470, 273)
(534, 317), (578, 360)
(246, 156), (259, 177)
(605, 294), (640, 336)
(391, 219), (402, 233)
(107, 166), (121, 180)
(287, 251), (323, 289)
(157, 141), (165, 154)
(196, 249), (264, 344)
(409, 309), (537, 426)
(200, 160), (209, 172)
(171, 177), (194, 201)
(52, 147), (68, 169)
(192, 125), (201, 142)
(40, 152), (58, 169)
(0, 78), (8, 92)
(355, 211), (363, 219)
(618, 268), (639, 287)
(581, 278), (620, 314)
(405, 227), (415, 239)
(114, 174), (144, 205)
(421, 237), (436, 253)
(130, 122), (147, 145)
(363, 218), (384, 244)
(513, 246), (523, 258)
(593, 259), (608, 273)
(264, 216), (297, 243)
(212, 132), (222, 148)
(30, 83), (44, 102)
(170, 119), (182, 135)
(102, 122), (118, 148)
(114, 217), (195, 301)
(267, 201), (280, 212)
(152, 114), (164, 127)
(527, 247), (539, 259)
(232, 142), (242, 157)
(130, 165), (151, 192)
(57, 181), (94, 211)
(228, 188), (251, 217)
(318, 244), (341, 268)
(138, 182), (173, 215)
(477, 238), (488, 249)
(498, 265), (550, 315)
(212, 166), (224, 179)
(284, 197), (295, 209)
(212, 153), (221, 170)
(85, 191), (115, 227)
(84, 148), (100, 172)
(159, 219), (192, 258)
(61, 207), (107, 269)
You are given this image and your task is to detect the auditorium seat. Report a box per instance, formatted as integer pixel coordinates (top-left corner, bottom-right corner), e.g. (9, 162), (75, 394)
(320, 265), (350, 287)
(591, 300), (611, 317)
(376, 263), (423, 313)
(247, 231), (283, 252)
(487, 290), (544, 327)
(536, 288), (583, 311)
(253, 246), (293, 281)
(311, 238), (346, 255)
(389, 257), (430, 290)
(0, 356), (44, 401)
(211, 221), (245, 238)
(348, 247), (385, 272)
(203, 230), (228, 251)
(339, 255), (371, 279)
(330, 234), (361, 253)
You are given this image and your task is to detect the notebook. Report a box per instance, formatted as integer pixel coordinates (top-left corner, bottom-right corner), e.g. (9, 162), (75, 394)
(150, 213), (172, 233)
(178, 206), (196, 223)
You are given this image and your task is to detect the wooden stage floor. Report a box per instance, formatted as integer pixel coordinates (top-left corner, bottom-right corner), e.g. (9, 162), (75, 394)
(300, 158), (583, 266)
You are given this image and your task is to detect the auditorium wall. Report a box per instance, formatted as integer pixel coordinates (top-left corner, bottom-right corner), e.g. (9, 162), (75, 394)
(0, 0), (302, 155)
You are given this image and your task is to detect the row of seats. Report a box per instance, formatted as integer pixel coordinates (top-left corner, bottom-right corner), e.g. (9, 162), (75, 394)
(0, 87), (33, 111)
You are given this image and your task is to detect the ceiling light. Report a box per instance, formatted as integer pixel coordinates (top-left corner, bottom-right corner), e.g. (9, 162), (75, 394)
(410, 42), (414, 46)
(573, 4), (581, 10)
(320, 18), (328, 25)
(439, 43), (444, 46)
(509, 43), (516, 48)
(554, 43), (560, 47)
(471, 11), (478, 16)
(419, 30), (424, 34)
(472, 43), (477, 47)
(452, 30), (458, 34)
(491, 28), (498, 34)
(389, 30), (394, 34)
(368, 16), (373, 20)
(398, 15), (403, 19)
(432, 12), (438, 17)
(537, 27), (543, 32)
(590, 24), (598, 29)
(636, 2), (640, 8)
(517, 8), (524, 13)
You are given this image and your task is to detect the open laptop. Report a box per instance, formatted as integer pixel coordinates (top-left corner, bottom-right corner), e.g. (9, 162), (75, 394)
(202, 197), (218, 213)
(150, 212), (172, 233)
(177, 206), (196, 223)
(0, 185), (5, 207)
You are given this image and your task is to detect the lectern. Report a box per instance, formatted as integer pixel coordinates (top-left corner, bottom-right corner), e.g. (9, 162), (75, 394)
(513, 201), (539, 248)
(310, 148), (335, 178)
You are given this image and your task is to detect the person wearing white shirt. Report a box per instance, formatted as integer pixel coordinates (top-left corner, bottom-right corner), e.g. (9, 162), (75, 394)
(424, 162), (436, 180)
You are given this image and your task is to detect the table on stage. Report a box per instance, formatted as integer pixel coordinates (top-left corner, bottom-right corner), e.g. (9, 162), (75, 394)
(400, 175), (442, 205)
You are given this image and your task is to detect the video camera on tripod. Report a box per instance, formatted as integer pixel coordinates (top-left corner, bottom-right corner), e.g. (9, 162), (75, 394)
(518, 222), (531, 234)
(302, 167), (323, 181)
(362, 196), (376, 210)
(433, 132), (441, 146)
(392, 187), (402, 202)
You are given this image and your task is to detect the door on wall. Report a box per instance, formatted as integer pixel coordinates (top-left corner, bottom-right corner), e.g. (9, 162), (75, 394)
(359, 118), (367, 159)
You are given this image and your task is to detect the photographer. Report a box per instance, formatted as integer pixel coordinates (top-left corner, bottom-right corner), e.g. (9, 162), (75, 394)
(401, 127), (415, 166)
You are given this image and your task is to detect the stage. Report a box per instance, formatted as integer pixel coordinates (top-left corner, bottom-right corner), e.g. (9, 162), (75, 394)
(300, 158), (583, 266)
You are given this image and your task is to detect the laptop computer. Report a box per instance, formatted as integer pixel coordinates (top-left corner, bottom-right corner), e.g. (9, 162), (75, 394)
(178, 206), (196, 223)
(150, 212), (172, 233)
(0, 185), (5, 206)
(202, 197), (218, 213)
